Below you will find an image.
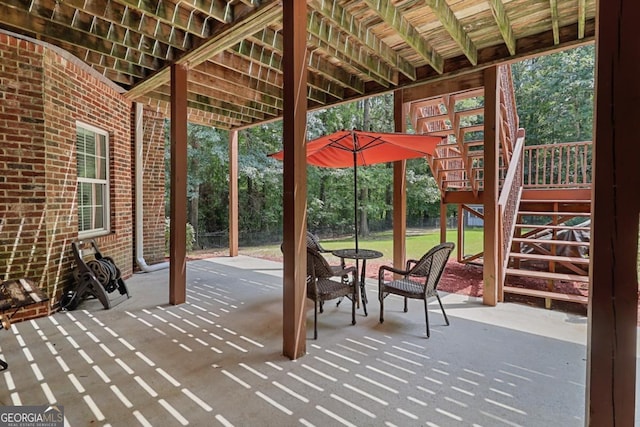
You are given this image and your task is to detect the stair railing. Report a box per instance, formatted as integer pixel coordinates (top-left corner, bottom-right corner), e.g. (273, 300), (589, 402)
(523, 141), (593, 188)
(497, 130), (526, 299)
(496, 64), (525, 300)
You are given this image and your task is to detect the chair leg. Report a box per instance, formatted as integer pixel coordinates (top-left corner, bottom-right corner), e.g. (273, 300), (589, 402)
(379, 294), (384, 323)
(351, 290), (356, 325)
(314, 300), (318, 340)
(424, 298), (430, 338)
(436, 294), (450, 326)
(403, 297), (408, 313)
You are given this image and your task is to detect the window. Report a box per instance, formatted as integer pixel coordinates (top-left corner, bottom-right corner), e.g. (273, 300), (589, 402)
(76, 123), (110, 236)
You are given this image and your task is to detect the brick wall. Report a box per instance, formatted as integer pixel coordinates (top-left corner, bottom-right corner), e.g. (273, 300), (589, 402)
(134, 106), (167, 266)
(0, 35), (50, 319)
(0, 33), (166, 322)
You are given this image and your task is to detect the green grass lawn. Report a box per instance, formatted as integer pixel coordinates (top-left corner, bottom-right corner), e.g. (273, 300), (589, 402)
(240, 228), (484, 262)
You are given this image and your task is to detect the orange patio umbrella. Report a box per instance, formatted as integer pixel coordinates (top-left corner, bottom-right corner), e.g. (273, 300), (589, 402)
(269, 130), (443, 250)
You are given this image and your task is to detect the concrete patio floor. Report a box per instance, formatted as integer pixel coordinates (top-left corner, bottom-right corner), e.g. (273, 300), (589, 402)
(0, 255), (594, 426)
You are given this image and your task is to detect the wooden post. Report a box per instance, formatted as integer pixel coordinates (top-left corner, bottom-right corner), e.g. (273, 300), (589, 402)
(482, 66), (499, 306)
(586, 1), (640, 423)
(457, 204), (463, 261)
(440, 200), (447, 244)
(229, 130), (239, 257)
(169, 64), (188, 305)
(393, 90), (407, 274)
(281, 0), (308, 360)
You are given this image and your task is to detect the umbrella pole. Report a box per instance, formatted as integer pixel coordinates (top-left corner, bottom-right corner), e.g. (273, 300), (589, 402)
(353, 150), (358, 252)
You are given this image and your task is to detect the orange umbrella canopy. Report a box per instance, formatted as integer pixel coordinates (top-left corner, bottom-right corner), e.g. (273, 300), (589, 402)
(269, 129), (443, 251)
(269, 130), (442, 168)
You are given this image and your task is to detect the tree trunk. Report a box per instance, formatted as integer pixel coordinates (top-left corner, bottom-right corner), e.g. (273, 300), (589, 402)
(360, 187), (369, 237)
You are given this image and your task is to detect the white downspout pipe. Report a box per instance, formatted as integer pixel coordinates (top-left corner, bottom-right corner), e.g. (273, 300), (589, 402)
(135, 103), (169, 272)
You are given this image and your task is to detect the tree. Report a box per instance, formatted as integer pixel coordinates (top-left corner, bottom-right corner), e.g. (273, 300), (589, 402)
(512, 45), (594, 145)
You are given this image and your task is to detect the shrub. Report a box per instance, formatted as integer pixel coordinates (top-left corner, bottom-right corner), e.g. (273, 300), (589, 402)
(165, 218), (195, 253)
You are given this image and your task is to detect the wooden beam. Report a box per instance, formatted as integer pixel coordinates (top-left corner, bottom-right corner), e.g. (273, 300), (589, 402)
(442, 190), (484, 205)
(125, 0), (281, 99)
(549, 0), (560, 45)
(307, 13), (397, 86)
(234, 39), (345, 100)
(0, 4), (151, 77)
(152, 85), (267, 122)
(111, 0), (211, 36)
(578, 0), (587, 39)
(169, 64), (188, 305)
(282, 0), (308, 360)
(457, 204), (464, 261)
(401, 71), (484, 103)
(309, 0), (416, 80)
(586, 0), (640, 424)
(393, 90), (407, 274)
(482, 66), (499, 306)
(440, 200), (447, 244)
(363, 0), (444, 74)
(487, 0), (516, 56)
(229, 130), (239, 257)
(426, 0), (478, 66)
(253, 28), (367, 94)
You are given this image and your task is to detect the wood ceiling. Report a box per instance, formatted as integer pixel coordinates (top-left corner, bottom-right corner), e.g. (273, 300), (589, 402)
(0, 0), (596, 130)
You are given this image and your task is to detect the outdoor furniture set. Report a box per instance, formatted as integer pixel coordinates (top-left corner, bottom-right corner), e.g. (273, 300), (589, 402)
(305, 231), (454, 339)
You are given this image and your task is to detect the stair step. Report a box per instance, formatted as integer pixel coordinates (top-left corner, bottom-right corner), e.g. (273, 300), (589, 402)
(515, 224), (591, 231)
(457, 107), (484, 117)
(465, 140), (484, 147)
(505, 268), (589, 283)
(520, 199), (591, 204)
(518, 211), (591, 217)
(508, 252), (590, 265)
(503, 286), (588, 304)
(435, 156), (463, 161)
(512, 237), (590, 247)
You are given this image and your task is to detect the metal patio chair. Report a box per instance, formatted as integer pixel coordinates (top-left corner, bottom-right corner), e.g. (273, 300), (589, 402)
(378, 242), (454, 337)
(306, 245), (358, 339)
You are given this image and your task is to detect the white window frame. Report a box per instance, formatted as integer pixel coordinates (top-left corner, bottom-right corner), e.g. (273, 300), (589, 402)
(76, 121), (110, 238)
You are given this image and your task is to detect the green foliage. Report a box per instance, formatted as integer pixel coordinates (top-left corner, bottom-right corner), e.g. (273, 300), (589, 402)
(512, 45), (594, 144)
(165, 218), (195, 253)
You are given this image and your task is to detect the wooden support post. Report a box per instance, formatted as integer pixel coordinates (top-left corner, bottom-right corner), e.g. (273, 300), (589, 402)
(483, 66), (499, 306)
(586, 1), (640, 423)
(457, 204), (463, 261)
(229, 130), (239, 257)
(169, 64), (188, 305)
(393, 90), (407, 274)
(440, 200), (447, 244)
(282, 0), (308, 360)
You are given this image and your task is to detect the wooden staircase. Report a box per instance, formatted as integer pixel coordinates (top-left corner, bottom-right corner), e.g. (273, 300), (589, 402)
(410, 88), (497, 194)
(504, 192), (591, 306)
(408, 64), (594, 308)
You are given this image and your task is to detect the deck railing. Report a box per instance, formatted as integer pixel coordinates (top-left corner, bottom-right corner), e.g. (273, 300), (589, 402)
(523, 141), (592, 188)
(497, 130), (525, 298)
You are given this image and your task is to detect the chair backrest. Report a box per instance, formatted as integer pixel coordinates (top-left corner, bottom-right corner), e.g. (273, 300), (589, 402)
(306, 231), (325, 252)
(306, 246), (335, 279)
(408, 242), (454, 292)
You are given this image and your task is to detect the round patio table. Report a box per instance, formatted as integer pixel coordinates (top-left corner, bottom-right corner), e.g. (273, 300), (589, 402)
(331, 248), (383, 317)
